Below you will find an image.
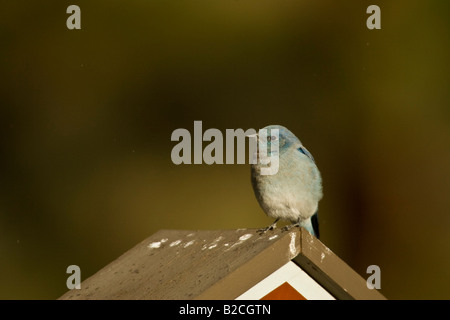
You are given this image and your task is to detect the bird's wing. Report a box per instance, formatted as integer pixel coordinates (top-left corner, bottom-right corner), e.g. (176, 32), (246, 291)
(297, 146), (315, 163)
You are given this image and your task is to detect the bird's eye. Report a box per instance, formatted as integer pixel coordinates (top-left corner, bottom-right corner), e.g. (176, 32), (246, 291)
(270, 135), (277, 141)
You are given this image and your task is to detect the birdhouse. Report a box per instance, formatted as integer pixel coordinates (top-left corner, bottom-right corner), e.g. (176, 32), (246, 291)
(59, 228), (385, 300)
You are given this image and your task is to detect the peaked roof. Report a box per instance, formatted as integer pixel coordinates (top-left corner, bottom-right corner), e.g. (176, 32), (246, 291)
(59, 228), (385, 300)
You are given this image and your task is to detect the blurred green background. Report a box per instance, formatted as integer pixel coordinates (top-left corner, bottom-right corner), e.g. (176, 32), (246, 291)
(1, 0), (449, 299)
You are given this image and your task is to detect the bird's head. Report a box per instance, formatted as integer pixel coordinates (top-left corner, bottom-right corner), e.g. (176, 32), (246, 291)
(258, 125), (302, 155)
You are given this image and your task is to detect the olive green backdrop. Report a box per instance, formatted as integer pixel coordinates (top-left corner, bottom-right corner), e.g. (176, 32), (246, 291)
(1, 1), (449, 299)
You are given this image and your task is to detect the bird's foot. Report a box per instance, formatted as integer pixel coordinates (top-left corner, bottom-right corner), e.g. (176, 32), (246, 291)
(281, 223), (300, 232)
(257, 219), (279, 235)
(257, 224), (276, 235)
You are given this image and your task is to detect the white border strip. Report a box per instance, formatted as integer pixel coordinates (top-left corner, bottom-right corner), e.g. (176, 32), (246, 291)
(236, 261), (335, 300)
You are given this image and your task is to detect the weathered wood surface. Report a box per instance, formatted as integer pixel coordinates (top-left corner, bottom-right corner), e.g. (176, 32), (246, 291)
(293, 230), (386, 300)
(59, 228), (386, 300)
(59, 228), (300, 300)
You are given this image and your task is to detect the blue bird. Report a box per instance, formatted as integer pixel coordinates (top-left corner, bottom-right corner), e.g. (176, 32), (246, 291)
(251, 125), (322, 238)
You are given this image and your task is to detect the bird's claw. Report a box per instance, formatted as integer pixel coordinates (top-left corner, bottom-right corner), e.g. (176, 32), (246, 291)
(281, 223), (300, 232)
(257, 225), (276, 235)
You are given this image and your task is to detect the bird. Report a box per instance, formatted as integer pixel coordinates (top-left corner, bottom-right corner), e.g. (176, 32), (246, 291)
(250, 125), (322, 238)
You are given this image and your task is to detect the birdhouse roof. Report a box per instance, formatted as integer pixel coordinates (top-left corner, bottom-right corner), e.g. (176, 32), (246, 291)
(59, 228), (385, 300)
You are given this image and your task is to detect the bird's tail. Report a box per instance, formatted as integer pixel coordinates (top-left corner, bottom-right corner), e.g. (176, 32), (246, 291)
(300, 211), (320, 239)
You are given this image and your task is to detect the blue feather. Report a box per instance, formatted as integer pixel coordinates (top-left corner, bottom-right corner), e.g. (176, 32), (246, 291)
(297, 146), (315, 162)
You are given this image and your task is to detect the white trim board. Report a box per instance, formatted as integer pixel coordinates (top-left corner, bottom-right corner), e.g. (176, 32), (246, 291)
(236, 261), (335, 300)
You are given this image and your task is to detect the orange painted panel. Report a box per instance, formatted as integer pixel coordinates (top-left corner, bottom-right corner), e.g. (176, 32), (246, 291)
(261, 282), (307, 300)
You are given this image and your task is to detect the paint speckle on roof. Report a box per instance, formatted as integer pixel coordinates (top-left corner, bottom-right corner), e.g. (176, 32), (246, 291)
(239, 234), (253, 241)
(289, 232), (298, 258)
(170, 240), (182, 247)
(321, 252), (326, 262)
(225, 233), (254, 251)
(184, 240), (195, 248)
(148, 238), (170, 249)
(148, 241), (162, 249)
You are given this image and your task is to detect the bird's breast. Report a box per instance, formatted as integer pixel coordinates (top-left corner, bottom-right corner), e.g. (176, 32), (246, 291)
(251, 150), (322, 221)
